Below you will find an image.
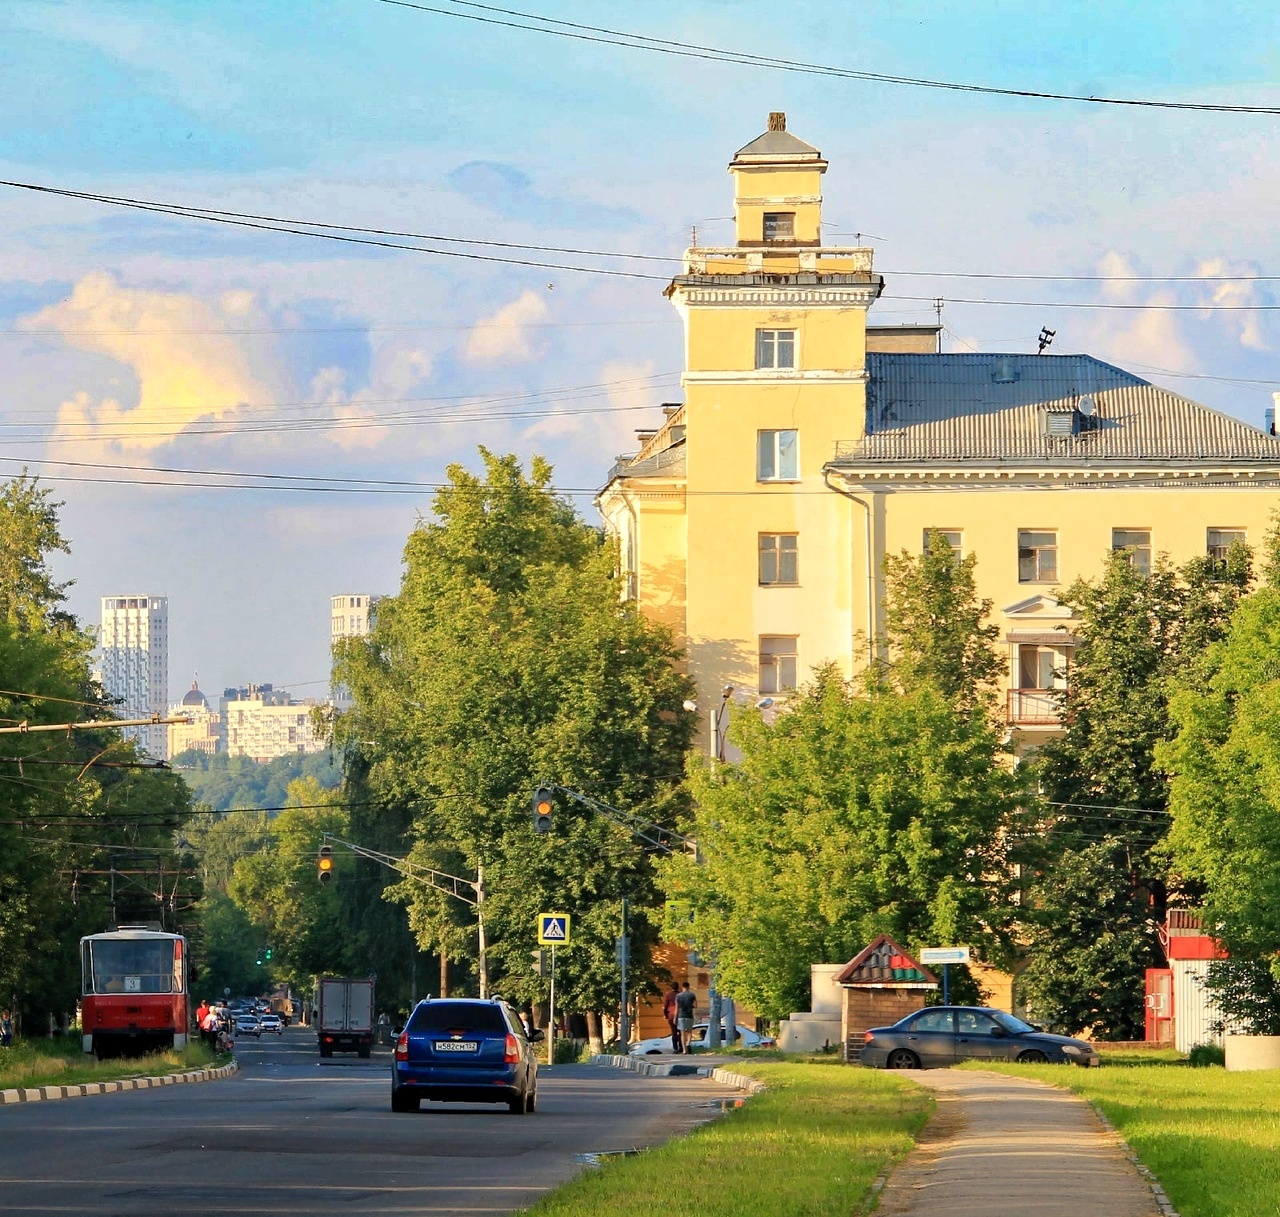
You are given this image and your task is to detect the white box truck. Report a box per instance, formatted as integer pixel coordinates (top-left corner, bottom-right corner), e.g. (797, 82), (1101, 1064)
(317, 976), (375, 1058)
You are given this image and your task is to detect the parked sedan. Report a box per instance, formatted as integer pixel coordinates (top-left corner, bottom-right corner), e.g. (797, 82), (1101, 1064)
(630, 1022), (775, 1055)
(859, 1006), (1100, 1070)
(392, 997), (542, 1114)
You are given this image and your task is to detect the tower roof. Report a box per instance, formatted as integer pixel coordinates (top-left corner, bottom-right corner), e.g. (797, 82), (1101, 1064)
(181, 680), (208, 707)
(730, 112), (825, 167)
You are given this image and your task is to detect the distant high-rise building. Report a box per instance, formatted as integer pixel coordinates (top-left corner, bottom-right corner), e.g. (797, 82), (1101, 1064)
(330, 594), (382, 710)
(99, 594), (169, 758)
(220, 683), (326, 762)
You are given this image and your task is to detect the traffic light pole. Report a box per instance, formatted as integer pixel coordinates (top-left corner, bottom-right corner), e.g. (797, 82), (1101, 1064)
(321, 834), (489, 998)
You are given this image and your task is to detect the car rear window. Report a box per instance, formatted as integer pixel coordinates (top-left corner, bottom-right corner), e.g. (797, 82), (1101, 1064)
(407, 1002), (506, 1033)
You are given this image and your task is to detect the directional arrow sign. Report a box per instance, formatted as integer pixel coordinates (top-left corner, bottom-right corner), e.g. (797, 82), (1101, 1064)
(920, 946), (970, 965)
(538, 914), (571, 946)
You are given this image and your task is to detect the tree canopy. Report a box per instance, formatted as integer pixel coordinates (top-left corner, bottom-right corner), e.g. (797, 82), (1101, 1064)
(333, 449), (696, 1016)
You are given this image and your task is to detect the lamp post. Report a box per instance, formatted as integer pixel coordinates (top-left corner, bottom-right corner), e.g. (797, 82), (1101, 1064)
(712, 684), (734, 761)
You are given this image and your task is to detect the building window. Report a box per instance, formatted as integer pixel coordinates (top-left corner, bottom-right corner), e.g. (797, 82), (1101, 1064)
(762, 212), (795, 241)
(755, 329), (796, 369)
(923, 529), (963, 558)
(757, 429), (799, 480)
(759, 636), (798, 694)
(759, 534), (799, 585)
(1207, 528), (1246, 562)
(1018, 530), (1058, 583)
(1112, 529), (1152, 575)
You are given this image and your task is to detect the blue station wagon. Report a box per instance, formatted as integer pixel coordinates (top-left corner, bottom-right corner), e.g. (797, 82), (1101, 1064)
(391, 997), (541, 1114)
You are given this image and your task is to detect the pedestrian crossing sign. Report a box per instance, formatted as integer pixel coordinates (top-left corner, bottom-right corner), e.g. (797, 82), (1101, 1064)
(538, 914), (571, 946)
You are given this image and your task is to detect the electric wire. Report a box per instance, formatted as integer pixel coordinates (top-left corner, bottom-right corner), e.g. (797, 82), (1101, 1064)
(379, 0), (1280, 115)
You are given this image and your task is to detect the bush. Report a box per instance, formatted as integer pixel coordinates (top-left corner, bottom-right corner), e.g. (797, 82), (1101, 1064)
(1188, 1042), (1225, 1068)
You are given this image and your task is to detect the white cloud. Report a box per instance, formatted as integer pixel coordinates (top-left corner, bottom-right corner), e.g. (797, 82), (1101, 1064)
(1195, 256), (1273, 352)
(463, 290), (550, 364)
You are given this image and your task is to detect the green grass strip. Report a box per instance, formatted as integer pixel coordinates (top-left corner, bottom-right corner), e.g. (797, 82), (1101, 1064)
(0, 1038), (224, 1090)
(961, 1057), (1280, 1217)
(523, 1060), (932, 1217)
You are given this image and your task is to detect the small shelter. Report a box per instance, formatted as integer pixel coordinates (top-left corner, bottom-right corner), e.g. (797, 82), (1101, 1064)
(835, 934), (937, 1062)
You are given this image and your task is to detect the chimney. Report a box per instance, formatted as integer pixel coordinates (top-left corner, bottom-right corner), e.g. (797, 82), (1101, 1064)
(768, 111), (786, 132)
(1268, 391), (1280, 435)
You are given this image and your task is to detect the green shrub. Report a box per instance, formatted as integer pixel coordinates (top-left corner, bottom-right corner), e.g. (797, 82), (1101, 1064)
(1188, 1042), (1226, 1068)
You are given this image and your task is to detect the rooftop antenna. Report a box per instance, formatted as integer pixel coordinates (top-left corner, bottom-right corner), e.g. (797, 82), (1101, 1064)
(934, 297), (944, 323)
(1037, 327), (1056, 354)
(690, 224), (697, 247)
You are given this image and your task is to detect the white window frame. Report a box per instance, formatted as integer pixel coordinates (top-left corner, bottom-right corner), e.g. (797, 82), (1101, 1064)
(755, 329), (797, 370)
(923, 529), (963, 559)
(1112, 528), (1152, 576)
(762, 212), (795, 241)
(1207, 528), (1246, 563)
(757, 429), (799, 481)
(1017, 530), (1058, 583)
(759, 636), (798, 694)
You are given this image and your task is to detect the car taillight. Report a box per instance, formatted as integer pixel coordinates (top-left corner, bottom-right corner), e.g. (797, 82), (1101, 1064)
(395, 1031), (409, 1061)
(504, 1033), (519, 1064)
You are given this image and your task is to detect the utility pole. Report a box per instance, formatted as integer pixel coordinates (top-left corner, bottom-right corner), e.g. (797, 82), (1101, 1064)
(618, 898), (630, 1049)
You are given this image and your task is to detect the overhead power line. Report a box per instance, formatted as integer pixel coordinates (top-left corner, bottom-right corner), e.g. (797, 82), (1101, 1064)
(379, 0), (1280, 115)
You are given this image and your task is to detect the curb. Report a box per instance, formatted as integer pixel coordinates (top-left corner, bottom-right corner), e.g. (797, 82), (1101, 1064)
(591, 1053), (767, 1095)
(0, 1058), (238, 1105)
(1085, 1099), (1182, 1217)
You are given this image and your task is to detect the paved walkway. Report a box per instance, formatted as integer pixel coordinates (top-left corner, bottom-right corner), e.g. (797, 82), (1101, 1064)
(874, 1070), (1169, 1217)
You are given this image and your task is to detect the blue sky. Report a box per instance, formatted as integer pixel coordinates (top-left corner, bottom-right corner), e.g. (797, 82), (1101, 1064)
(2, 0), (1278, 703)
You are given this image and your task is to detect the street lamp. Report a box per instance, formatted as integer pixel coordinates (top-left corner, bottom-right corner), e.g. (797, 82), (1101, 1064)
(712, 685), (734, 761)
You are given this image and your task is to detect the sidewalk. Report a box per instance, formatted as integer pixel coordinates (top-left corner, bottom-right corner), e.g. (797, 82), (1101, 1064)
(873, 1070), (1173, 1217)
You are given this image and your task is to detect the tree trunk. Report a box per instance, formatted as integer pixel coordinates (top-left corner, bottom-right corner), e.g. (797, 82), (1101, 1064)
(440, 953), (449, 998)
(585, 1009), (605, 1056)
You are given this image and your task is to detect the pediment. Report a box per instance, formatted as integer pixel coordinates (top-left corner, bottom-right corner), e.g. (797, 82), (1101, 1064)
(1001, 594), (1075, 620)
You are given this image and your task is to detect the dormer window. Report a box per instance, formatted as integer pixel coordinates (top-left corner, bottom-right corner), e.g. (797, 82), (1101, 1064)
(763, 212), (795, 241)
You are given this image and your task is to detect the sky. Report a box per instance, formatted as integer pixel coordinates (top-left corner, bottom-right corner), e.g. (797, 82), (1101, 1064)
(2, 0), (1278, 706)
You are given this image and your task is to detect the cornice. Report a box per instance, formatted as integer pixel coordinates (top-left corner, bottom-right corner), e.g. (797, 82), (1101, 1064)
(685, 370), (868, 385)
(670, 284), (881, 308)
(825, 463), (1280, 490)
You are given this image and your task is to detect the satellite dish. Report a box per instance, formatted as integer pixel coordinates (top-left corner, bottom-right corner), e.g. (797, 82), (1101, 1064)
(1077, 394), (1097, 418)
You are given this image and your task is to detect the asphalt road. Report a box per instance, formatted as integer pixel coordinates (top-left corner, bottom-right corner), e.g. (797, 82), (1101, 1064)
(0, 1026), (742, 1216)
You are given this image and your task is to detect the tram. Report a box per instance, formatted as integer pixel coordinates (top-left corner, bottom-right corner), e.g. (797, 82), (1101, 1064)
(80, 926), (190, 1058)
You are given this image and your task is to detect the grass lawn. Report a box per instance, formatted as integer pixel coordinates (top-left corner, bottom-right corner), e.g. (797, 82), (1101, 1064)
(523, 1059), (931, 1217)
(962, 1054), (1280, 1217)
(0, 1037), (224, 1091)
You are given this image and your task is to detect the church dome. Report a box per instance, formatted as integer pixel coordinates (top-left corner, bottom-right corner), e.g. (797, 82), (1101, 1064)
(181, 681), (208, 708)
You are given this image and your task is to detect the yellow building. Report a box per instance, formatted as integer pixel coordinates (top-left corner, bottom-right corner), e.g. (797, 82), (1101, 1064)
(598, 113), (1280, 752)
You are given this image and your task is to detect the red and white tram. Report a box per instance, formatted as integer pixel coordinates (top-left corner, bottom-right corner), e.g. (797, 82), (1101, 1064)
(80, 927), (190, 1058)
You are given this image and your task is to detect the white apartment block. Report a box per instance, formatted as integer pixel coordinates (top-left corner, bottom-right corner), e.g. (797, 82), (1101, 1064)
(99, 594), (169, 758)
(220, 683), (327, 762)
(331, 593), (382, 711)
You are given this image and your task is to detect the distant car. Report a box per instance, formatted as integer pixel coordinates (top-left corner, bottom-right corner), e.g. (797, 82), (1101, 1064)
(391, 997), (541, 1114)
(233, 1015), (261, 1038)
(630, 1022), (775, 1055)
(258, 1014), (283, 1035)
(859, 1006), (1101, 1070)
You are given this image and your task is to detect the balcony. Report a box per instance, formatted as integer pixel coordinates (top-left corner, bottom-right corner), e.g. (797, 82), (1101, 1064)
(1007, 689), (1062, 727)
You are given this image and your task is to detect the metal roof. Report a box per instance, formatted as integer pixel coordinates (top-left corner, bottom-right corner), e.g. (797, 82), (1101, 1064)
(731, 128), (824, 161)
(833, 353), (1280, 467)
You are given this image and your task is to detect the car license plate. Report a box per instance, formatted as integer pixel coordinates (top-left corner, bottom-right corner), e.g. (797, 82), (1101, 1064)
(435, 1040), (479, 1053)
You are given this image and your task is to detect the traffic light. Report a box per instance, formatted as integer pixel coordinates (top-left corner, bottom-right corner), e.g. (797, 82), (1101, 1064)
(264, 946), (273, 961)
(532, 786), (554, 835)
(255, 949), (263, 966)
(318, 844), (334, 884)
(531, 949), (549, 977)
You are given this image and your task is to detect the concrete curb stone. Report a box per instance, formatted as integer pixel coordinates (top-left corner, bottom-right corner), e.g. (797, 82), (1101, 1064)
(1085, 1099), (1182, 1217)
(591, 1052), (767, 1095)
(0, 1058), (238, 1105)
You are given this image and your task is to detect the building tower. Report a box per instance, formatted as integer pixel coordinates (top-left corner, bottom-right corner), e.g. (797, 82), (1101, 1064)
(330, 594), (382, 711)
(99, 594), (169, 758)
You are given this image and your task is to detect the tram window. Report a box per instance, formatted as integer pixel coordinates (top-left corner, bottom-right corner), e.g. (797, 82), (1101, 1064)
(87, 940), (176, 994)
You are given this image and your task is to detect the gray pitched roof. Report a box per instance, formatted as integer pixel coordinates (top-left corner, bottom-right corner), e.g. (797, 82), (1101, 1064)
(831, 353), (1280, 467)
(732, 128), (822, 158)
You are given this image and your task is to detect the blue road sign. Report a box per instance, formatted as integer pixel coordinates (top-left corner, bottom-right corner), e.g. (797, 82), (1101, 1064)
(538, 914), (571, 946)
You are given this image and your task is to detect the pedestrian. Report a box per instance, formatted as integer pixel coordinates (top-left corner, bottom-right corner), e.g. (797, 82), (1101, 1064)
(674, 982), (697, 1053)
(195, 999), (211, 1045)
(0, 1009), (12, 1047)
(663, 981), (682, 1053)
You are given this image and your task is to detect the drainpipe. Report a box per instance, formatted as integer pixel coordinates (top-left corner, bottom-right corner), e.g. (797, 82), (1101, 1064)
(823, 469), (875, 669)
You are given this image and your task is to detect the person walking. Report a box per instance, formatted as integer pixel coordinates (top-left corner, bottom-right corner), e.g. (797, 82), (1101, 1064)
(195, 1000), (211, 1045)
(0, 1008), (13, 1048)
(663, 981), (682, 1054)
(674, 982), (697, 1053)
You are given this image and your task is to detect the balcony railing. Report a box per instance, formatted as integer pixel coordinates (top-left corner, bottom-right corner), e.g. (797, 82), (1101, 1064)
(1007, 689), (1063, 727)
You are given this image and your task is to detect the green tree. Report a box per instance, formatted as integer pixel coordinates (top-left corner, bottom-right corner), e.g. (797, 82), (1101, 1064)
(659, 665), (1026, 1020)
(334, 450), (696, 1026)
(882, 531), (1002, 712)
(1161, 589), (1280, 962)
(1021, 546), (1251, 1037)
(0, 471), (73, 632)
